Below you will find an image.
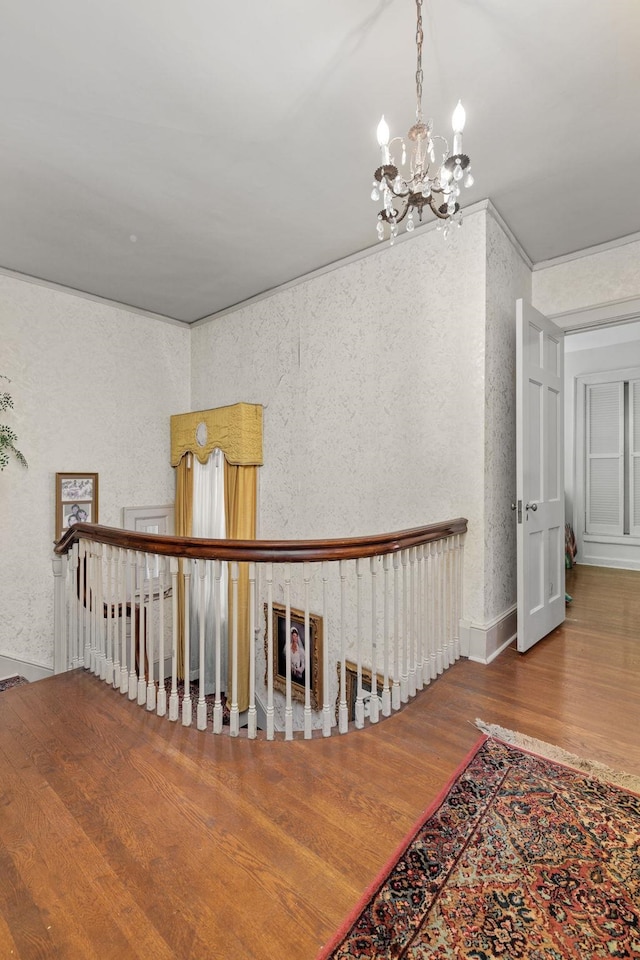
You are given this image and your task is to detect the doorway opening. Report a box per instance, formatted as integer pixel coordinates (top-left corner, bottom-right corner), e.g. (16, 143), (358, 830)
(564, 318), (640, 572)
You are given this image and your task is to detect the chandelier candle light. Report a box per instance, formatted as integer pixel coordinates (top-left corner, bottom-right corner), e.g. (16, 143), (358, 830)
(372, 0), (474, 242)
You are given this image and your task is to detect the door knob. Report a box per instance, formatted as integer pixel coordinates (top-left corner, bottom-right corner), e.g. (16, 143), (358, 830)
(525, 501), (538, 512)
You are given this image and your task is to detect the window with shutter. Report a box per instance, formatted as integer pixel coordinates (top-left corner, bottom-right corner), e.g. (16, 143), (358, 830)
(630, 380), (640, 538)
(585, 381), (624, 536)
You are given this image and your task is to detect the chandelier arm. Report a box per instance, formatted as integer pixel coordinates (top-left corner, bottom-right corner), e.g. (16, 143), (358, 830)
(387, 180), (411, 198)
(428, 195), (450, 220)
(428, 134), (452, 164)
(394, 201), (410, 226)
(386, 135), (406, 163)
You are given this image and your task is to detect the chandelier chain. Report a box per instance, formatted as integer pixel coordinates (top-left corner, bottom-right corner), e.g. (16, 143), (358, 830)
(415, 0), (423, 122)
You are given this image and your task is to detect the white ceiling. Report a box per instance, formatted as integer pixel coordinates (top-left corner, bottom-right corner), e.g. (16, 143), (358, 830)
(1, 0), (639, 324)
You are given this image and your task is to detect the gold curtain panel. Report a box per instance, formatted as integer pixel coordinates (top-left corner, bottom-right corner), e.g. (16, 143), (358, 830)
(170, 403), (263, 466)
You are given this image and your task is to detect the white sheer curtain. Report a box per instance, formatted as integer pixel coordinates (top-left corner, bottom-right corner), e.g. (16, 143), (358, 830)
(190, 448), (228, 694)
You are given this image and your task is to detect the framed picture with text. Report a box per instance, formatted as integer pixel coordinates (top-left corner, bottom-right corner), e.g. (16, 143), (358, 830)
(55, 472), (99, 540)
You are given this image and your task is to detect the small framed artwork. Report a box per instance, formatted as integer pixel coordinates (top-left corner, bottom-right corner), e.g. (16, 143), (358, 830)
(341, 660), (385, 722)
(265, 602), (323, 709)
(56, 472), (99, 539)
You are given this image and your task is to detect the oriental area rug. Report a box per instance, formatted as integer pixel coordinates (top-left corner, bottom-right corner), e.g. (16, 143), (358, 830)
(318, 734), (640, 959)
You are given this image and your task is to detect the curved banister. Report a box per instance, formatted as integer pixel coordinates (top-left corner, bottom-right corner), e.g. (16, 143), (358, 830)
(54, 518), (467, 563)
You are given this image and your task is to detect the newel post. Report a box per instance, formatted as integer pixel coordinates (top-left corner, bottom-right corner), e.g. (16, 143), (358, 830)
(52, 554), (68, 674)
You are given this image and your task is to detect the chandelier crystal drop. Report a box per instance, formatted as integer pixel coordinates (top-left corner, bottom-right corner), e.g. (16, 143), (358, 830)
(372, 0), (473, 243)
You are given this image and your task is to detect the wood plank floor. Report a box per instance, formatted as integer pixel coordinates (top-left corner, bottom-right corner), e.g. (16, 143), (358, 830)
(1, 564), (638, 959)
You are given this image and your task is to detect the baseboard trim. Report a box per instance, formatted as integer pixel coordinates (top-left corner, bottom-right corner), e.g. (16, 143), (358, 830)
(578, 557), (640, 571)
(0, 654), (54, 683)
(460, 605), (517, 665)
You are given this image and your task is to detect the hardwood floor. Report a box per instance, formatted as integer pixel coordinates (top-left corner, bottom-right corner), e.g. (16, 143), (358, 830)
(1, 564), (638, 959)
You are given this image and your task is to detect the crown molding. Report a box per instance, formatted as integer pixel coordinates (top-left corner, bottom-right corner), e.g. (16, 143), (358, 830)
(0, 264), (189, 328)
(548, 296), (640, 332)
(533, 229), (640, 272)
(482, 200), (533, 271)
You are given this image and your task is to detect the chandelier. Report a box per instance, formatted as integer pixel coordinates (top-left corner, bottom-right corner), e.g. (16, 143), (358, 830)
(371, 0), (473, 243)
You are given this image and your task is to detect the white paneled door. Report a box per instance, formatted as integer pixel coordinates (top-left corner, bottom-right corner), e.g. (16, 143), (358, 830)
(516, 300), (565, 652)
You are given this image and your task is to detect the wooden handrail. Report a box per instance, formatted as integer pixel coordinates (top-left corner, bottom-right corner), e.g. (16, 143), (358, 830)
(54, 518), (467, 563)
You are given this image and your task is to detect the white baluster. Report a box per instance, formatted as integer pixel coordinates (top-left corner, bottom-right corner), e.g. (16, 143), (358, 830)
(355, 558), (365, 729)
(99, 547), (107, 682)
(80, 541), (90, 670)
(415, 545), (424, 690)
(128, 550), (138, 699)
(97, 545), (107, 679)
(453, 534), (462, 660)
(303, 562), (312, 739)
(67, 550), (76, 669)
(86, 549), (94, 673)
(119, 550), (129, 695)
(401, 550), (409, 703)
(146, 554), (156, 713)
(229, 561), (240, 737)
(137, 553), (147, 705)
(52, 555), (67, 674)
(429, 542), (438, 680)
(444, 539), (453, 667)
(265, 562), (275, 740)
(96, 548), (105, 676)
(247, 561), (257, 739)
(392, 552), (401, 711)
(70, 542), (80, 668)
(119, 548), (129, 694)
(168, 558), (180, 721)
(436, 540), (444, 675)
(284, 563), (293, 741)
(450, 537), (459, 663)
(338, 559), (348, 734)
(321, 560), (331, 737)
(89, 550), (98, 675)
(369, 557), (379, 724)
(196, 559), (207, 730)
(213, 560), (224, 734)
(421, 543), (431, 686)
(111, 548), (120, 688)
(440, 539), (449, 668)
(157, 557), (167, 717)
(381, 554), (391, 716)
(457, 534), (465, 659)
(181, 560), (192, 726)
(106, 545), (115, 685)
(408, 547), (416, 698)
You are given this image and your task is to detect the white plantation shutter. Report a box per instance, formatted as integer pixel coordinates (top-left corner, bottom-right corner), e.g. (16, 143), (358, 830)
(585, 381), (624, 536)
(630, 380), (640, 537)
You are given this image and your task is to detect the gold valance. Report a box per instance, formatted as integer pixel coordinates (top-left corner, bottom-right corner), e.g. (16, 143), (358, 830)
(170, 403), (263, 466)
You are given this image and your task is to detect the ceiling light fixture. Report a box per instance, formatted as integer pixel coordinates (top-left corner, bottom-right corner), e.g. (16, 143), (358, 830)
(371, 0), (474, 243)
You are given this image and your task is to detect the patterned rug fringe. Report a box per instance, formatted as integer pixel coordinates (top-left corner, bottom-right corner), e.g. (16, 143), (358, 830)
(475, 718), (640, 794)
(0, 675), (29, 693)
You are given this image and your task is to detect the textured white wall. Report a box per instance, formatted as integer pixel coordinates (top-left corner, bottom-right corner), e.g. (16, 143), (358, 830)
(1, 204), (536, 677)
(533, 237), (640, 316)
(192, 212), (488, 623)
(0, 276), (190, 669)
(484, 217), (532, 622)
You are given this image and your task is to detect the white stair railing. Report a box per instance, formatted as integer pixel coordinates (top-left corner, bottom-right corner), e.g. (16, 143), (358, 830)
(53, 520), (467, 741)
